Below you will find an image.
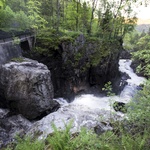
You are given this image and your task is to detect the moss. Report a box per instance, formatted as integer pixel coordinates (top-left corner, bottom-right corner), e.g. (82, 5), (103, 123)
(35, 28), (121, 68)
(59, 36), (74, 43)
(86, 36), (100, 43)
(11, 57), (25, 62)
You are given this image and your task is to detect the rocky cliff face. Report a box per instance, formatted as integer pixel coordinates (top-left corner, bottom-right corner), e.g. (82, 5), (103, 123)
(26, 34), (123, 101)
(0, 58), (59, 120)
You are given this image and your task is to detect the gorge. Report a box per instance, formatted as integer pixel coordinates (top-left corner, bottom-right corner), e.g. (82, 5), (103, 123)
(0, 33), (146, 148)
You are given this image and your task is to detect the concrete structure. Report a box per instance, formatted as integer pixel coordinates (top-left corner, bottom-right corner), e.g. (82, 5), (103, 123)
(0, 34), (35, 64)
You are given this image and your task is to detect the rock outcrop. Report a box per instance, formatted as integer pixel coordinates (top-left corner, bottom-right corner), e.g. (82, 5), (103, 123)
(0, 108), (32, 148)
(26, 34), (123, 101)
(28, 100), (114, 140)
(0, 58), (59, 120)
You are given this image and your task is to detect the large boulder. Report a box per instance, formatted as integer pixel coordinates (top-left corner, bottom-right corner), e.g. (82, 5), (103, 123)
(0, 58), (59, 120)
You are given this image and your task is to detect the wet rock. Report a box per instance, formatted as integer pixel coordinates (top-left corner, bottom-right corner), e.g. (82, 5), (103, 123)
(28, 103), (117, 140)
(0, 58), (59, 120)
(120, 49), (131, 59)
(94, 122), (110, 135)
(0, 108), (9, 119)
(113, 101), (127, 113)
(136, 84), (144, 91)
(26, 34), (123, 100)
(0, 113), (32, 148)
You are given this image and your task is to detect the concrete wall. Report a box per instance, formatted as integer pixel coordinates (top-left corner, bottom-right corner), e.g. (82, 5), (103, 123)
(0, 42), (22, 64)
(0, 35), (34, 64)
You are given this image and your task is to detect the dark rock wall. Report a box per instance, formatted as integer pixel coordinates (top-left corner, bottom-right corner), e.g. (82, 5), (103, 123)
(25, 34), (123, 101)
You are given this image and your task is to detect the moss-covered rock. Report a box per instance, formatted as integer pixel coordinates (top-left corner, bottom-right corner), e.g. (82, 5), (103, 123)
(24, 32), (123, 101)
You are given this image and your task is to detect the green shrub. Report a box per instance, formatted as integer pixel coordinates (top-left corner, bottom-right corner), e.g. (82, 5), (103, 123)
(102, 81), (115, 96)
(5, 81), (150, 150)
(132, 49), (150, 77)
(127, 80), (150, 133)
(6, 136), (44, 150)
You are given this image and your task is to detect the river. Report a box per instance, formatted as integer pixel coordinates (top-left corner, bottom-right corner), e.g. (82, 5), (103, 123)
(28, 59), (146, 139)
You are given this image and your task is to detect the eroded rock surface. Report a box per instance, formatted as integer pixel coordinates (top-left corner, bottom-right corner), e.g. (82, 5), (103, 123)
(0, 108), (32, 148)
(28, 59), (146, 140)
(28, 102), (114, 140)
(0, 58), (59, 120)
(26, 34), (123, 101)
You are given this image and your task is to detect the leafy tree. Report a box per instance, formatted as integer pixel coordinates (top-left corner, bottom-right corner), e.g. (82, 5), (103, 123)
(63, 0), (81, 31)
(132, 49), (150, 77)
(136, 35), (150, 50)
(6, 0), (26, 12)
(80, 2), (91, 33)
(26, 0), (47, 30)
(0, 0), (5, 9)
(123, 30), (140, 50)
(127, 80), (150, 134)
(140, 29), (146, 38)
(14, 11), (30, 30)
(0, 6), (15, 28)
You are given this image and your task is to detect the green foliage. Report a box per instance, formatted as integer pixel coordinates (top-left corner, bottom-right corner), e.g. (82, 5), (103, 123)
(11, 57), (25, 62)
(132, 49), (150, 77)
(62, 30), (82, 39)
(125, 29), (150, 78)
(102, 81), (114, 96)
(13, 37), (20, 45)
(34, 28), (60, 55)
(0, 0), (5, 9)
(123, 30), (140, 50)
(6, 136), (44, 150)
(1, 0), (139, 36)
(136, 35), (150, 50)
(113, 102), (127, 113)
(123, 30), (150, 51)
(5, 84), (150, 150)
(26, 0), (47, 30)
(127, 80), (150, 133)
(47, 121), (73, 150)
(0, 6), (15, 28)
(6, 0), (26, 12)
(0, 5), (27, 30)
(6, 119), (150, 150)
(14, 11), (30, 30)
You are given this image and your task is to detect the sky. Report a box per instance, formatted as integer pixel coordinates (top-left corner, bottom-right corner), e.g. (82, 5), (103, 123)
(136, 6), (150, 19)
(84, 0), (150, 22)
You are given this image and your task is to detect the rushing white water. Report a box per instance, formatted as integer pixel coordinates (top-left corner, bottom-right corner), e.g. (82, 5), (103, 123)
(54, 59), (145, 110)
(29, 59), (146, 139)
(66, 59), (146, 110)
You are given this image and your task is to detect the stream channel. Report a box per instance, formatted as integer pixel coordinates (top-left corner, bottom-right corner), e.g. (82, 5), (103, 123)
(28, 59), (146, 140)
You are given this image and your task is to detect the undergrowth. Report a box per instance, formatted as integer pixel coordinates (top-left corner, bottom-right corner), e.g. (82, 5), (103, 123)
(5, 81), (150, 150)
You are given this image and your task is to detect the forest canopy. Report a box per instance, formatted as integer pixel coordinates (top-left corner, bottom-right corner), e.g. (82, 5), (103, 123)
(1, 0), (147, 39)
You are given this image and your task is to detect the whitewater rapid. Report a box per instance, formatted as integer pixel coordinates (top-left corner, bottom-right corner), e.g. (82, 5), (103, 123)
(63, 59), (146, 110)
(28, 59), (146, 139)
